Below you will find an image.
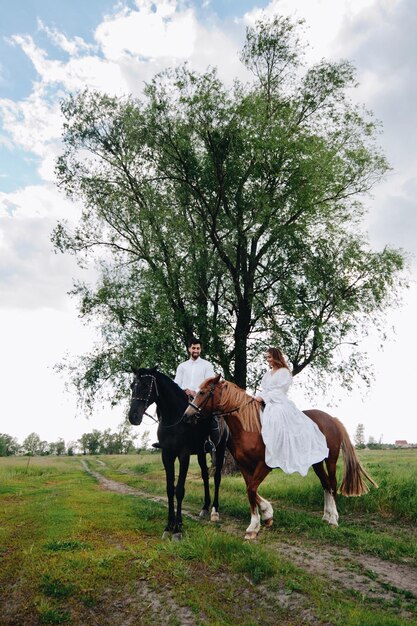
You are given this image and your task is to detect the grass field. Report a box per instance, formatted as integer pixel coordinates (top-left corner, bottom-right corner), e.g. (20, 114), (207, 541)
(0, 449), (416, 625)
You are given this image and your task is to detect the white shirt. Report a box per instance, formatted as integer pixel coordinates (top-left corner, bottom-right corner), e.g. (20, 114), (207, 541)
(174, 357), (215, 392)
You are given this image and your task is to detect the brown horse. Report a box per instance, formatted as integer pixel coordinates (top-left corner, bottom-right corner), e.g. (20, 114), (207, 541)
(184, 375), (377, 540)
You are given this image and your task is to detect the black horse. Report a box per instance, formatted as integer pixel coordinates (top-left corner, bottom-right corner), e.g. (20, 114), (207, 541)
(128, 367), (229, 539)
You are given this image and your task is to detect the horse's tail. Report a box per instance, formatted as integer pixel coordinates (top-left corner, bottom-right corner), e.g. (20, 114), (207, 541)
(335, 418), (378, 496)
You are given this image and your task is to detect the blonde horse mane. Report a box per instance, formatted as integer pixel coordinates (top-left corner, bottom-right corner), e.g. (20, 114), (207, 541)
(219, 381), (261, 433)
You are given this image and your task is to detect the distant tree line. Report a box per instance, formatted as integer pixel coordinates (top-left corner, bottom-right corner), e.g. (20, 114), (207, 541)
(353, 423), (416, 450)
(0, 423), (151, 457)
(2, 423), (413, 456)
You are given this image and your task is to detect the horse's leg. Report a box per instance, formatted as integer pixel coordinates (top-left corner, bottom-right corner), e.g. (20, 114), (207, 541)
(197, 451), (211, 518)
(245, 491), (261, 539)
(313, 461), (332, 522)
(172, 452), (190, 540)
(162, 449), (177, 539)
(256, 493), (274, 528)
(242, 463), (271, 540)
(324, 455), (339, 525)
(312, 459), (339, 526)
(210, 431), (228, 522)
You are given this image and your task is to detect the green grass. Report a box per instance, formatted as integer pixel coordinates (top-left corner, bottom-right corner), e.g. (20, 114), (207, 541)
(98, 449), (417, 560)
(0, 451), (416, 625)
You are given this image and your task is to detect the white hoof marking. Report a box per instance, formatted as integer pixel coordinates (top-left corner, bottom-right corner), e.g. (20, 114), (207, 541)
(323, 491), (339, 526)
(210, 507), (220, 522)
(244, 531), (258, 541)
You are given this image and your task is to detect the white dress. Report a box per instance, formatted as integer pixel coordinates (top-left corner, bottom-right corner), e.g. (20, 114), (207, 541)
(259, 368), (329, 475)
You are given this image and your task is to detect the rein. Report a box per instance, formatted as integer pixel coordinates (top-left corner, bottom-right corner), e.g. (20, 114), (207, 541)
(213, 396), (256, 418)
(144, 410), (158, 422)
(160, 408), (188, 429)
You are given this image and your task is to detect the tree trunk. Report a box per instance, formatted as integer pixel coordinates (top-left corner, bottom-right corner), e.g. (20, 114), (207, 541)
(221, 449), (240, 475)
(233, 299), (252, 388)
(209, 448), (239, 476)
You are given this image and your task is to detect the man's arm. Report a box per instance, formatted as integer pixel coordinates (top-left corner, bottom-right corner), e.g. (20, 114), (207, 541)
(174, 363), (183, 388)
(205, 361), (215, 378)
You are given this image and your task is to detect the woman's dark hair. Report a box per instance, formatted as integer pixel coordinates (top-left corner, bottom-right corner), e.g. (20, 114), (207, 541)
(268, 347), (289, 370)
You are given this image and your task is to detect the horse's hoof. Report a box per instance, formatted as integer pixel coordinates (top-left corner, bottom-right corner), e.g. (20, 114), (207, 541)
(172, 532), (183, 541)
(210, 511), (220, 522)
(162, 531), (171, 540)
(199, 509), (209, 518)
(264, 518), (273, 528)
(244, 531), (258, 540)
(328, 518), (339, 527)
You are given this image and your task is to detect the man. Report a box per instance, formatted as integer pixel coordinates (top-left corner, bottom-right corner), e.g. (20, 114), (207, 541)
(153, 338), (218, 452)
(174, 338), (215, 398)
(175, 338), (220, 453)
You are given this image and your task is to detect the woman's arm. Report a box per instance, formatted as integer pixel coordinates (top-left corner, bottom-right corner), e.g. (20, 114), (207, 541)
(258, 368), (292, 402)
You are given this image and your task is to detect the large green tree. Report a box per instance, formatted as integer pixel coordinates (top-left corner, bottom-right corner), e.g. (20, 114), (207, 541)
(53, 16), (406, 410)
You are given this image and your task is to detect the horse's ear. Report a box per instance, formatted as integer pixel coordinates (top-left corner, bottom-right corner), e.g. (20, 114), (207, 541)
(131, 366), (138, 375)
(213, 373), (222, 383)
(150, 365), (158, 373)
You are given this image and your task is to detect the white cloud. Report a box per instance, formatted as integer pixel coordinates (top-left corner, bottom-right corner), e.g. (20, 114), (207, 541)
(1, 0), (249, 188)
(368, 176), (417, 261)
(95, 0), (197, 61)
(37, 19), (96, 56)
(0, 85), (62, 157)
(9, 34), (61, 82)
(0, 185), (86, 310)
(330, 0), (417, 259)
(8, 34), (130, 96)
(190, 22), (245, 83)
(0, 183), (81, 220)
(338, 0), (417, 170)
(0, 214), (79, 309)
(242, 0), (384, 63)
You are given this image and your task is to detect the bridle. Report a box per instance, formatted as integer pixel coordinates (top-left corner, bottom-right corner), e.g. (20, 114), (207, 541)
(131, 373), (190, 429)
(131, 374), (159, 421)
(188, 382), (217, 414)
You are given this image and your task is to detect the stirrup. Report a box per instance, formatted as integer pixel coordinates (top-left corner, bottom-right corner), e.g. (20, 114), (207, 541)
(204, 439), (216, 453)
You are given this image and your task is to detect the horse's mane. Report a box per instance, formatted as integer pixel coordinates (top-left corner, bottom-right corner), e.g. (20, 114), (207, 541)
(219, 380), (261, 433)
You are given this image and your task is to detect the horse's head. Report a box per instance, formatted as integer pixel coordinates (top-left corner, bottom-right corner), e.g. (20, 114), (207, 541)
(128, 367), (159, 426)
(183, 374), (223, 423)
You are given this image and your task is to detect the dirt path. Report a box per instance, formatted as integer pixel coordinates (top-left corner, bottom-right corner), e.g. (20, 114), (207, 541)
(81, 460), (200, 520)
(81, 460), (417, 621)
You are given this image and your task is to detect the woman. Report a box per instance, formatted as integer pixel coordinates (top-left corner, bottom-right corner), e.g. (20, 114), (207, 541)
(255, 347), (329, 475)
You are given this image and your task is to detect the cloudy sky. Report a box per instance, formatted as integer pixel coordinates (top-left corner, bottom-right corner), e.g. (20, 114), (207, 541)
(1, 0), (416, 447)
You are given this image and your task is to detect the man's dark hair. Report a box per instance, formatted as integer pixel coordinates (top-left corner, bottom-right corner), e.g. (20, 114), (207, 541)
(188, 337), (202, 348)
